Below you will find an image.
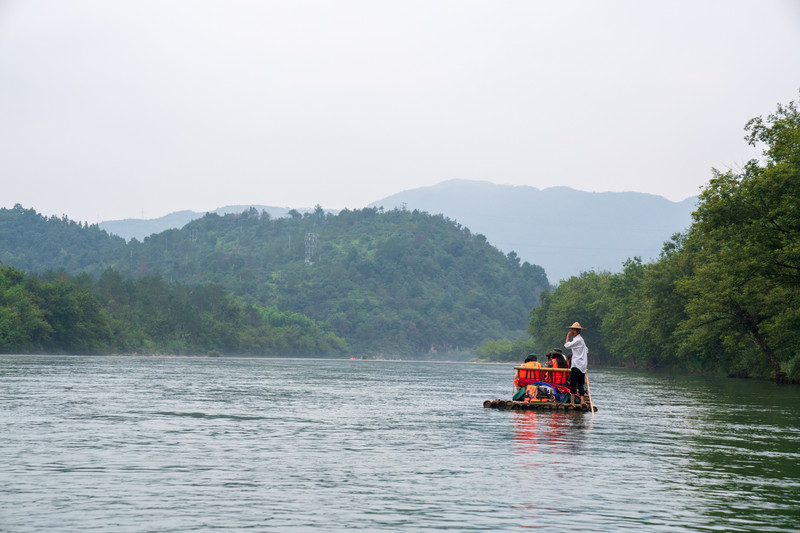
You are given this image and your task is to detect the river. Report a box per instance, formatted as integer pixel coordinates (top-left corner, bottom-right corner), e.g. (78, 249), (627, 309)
(1, 355), (798, 532)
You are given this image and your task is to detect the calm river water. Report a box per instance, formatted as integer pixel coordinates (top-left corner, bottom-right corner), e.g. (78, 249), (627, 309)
(1, 356), (799, 532)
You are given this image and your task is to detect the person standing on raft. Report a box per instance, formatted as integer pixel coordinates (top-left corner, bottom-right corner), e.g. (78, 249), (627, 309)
(564, 322), (589, 403)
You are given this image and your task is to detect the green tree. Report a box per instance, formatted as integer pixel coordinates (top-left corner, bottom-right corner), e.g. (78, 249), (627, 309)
(678, 95), (800, 382)
(528, 270), (614, 365)
(473, 337), (538, 363)
(525, 93), (800, 382)
(636, 235), (693, 369)
(0, 266), (51, 351)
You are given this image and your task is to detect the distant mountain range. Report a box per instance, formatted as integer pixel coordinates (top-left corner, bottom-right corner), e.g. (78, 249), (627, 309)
(99, 181), (697, 283)
(369, 180), (697, 282)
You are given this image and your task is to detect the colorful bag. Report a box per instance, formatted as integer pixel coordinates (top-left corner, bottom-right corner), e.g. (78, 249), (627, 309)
(524, 383), (556, 402)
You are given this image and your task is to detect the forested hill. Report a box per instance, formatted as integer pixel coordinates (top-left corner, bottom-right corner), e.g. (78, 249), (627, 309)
(0, 205), (549, 355)
(0, 204), (128, 274)
(98, 205), (340, 241)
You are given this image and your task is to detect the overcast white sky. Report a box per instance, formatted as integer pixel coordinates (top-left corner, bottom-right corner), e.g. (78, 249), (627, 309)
(1, 0), (799, 223)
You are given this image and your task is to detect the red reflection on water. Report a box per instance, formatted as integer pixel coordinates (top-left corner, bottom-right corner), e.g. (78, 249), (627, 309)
(511, 411), (577, 528)
(512, 410), (574, 458)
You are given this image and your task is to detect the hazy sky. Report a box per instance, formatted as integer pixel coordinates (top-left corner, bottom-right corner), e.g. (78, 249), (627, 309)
(2, 0), (799, 223)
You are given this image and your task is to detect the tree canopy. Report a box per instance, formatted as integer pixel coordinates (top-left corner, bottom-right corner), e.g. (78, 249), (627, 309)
(0, 265), (347, 356)
(529, 93), (800, 383)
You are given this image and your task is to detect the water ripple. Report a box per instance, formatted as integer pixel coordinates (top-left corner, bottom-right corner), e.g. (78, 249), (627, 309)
(1, 356), (798, 532)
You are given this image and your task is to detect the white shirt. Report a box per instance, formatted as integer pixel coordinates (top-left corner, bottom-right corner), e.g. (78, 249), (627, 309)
(565, 334), (588, 373)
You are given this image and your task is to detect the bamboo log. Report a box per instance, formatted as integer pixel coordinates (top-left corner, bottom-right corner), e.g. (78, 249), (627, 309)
(482, 399), (597, 412)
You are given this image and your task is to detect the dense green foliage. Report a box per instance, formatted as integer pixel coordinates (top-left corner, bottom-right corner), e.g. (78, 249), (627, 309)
(0, 265), (347, 356)
(529, 94), (800, 383)
(0, 265), (112, 353)
(0, 205), (128, 274)
(473, 337), (539, 363)
(0, 205), (548, 355)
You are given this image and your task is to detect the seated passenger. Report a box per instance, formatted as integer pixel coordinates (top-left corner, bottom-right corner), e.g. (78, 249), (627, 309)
(550, 348), (568, 369)
(515, 354), (543, 391)
(523, 353), (541, 368)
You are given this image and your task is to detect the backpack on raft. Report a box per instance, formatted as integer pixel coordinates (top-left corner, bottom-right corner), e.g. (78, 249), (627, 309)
(524, 383), (555, 402)
(513, 382), (568, 403)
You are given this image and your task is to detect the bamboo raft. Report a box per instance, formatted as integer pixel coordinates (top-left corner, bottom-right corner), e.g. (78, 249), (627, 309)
(483, 365), (598, 412)
(483, 398), (597, 412)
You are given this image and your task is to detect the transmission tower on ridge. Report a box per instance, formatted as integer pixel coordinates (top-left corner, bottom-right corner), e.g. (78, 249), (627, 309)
(305, 233), (318, 266)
